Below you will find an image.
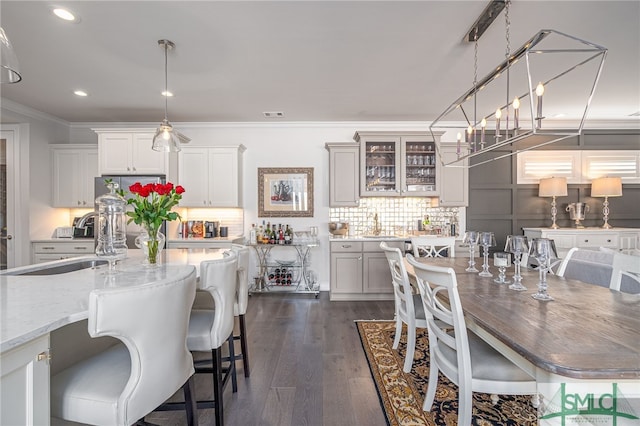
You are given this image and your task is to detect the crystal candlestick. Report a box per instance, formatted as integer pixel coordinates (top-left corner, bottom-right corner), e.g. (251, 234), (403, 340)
(505, 235), (528, 291)
(479, 232), (495, 277)
(493, 252), (512, 284)
(463, 231), (479, 272)
(530, 238), (556, 301)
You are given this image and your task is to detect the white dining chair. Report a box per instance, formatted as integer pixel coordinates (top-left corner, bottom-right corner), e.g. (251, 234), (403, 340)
(51, 268), (199, 426)
(406, 255), (537, 424)
(411, 236), (456, 258)
(231, 243), (251, 377)
(556, 247), (614, 288)
(380, 242), (427, 373)
(610, 251), (640, 294)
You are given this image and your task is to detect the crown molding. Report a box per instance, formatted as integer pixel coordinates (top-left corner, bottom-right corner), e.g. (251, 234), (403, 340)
(0, 98), (70, 127)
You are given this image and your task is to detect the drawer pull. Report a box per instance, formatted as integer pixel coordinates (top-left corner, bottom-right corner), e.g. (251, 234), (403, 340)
(607, 239), (611, 243)
(342, 244), (352, 248)
(74, 246), (89, 250)
(584, 239), (589, 243)
(42, 246), (54, 250)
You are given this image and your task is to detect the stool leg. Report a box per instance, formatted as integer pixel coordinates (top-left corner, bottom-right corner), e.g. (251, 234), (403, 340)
(239, 314), (250, 377)
(228, 334), (238, 393)
(183, 376), (198, 426)
(212, 348), (223, 426)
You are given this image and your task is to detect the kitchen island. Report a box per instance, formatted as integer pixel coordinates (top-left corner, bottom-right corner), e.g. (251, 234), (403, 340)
(0, 249), (224, 425)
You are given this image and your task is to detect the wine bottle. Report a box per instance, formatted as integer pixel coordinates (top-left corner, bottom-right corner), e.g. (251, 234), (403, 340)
(285, 224), (292, 244)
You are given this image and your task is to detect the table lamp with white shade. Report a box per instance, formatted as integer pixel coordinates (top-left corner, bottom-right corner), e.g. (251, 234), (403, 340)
(539, 177), (568, 229)
(591, 177), (622, 229)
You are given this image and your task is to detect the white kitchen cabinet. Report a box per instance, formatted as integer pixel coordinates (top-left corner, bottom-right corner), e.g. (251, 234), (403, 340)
(523, 227), (640, 258)
(330, 239), (404, 301)
(0, 335), (50, 426)
(95, 129), (168, 175)
(32, 240), (95, 264)
(438, 143), (468, 206)
(178, 145), (245, 207)
(51, 145), (99, 208)
(326, 142), (360, 207)
(354, 131), (444, 197)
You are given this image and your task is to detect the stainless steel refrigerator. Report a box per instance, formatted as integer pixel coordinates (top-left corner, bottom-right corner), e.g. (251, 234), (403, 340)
(94, 175), (167, 249)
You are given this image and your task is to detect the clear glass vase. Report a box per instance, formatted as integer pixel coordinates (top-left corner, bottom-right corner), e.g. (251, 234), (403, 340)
(135, 226), (165, 266)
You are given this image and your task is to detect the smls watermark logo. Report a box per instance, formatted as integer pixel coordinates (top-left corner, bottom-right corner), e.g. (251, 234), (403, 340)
(539, 383), (639, 425)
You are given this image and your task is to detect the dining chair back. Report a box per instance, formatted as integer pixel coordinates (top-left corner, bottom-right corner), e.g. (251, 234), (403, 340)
(406, 255), (536, 424)
(610, 251), (640, 294)
(556, 247), (614, 288)
(231, 243), (252, 376)
(51, 267), (198, 426)
(411, 236), (456, 258)
(380, 242), (427, 373)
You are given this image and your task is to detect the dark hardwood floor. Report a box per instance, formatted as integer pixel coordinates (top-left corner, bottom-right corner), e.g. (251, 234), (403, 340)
(146, 292), (395, 426)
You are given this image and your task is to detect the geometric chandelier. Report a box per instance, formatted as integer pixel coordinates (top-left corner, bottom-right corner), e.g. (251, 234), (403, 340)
(430, 1), (607, 168)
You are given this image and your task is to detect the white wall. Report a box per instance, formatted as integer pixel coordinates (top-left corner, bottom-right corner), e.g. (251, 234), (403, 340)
(1, 103), (71, 265)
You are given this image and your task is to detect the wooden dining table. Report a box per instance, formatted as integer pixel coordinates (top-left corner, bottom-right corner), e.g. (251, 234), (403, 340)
(404, 256), (640, 408)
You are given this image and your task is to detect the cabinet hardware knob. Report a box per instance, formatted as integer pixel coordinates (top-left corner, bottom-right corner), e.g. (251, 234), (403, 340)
(37, 351), (51, 362)
(132, 167), (137, 171)
(77, 201), (81, 205)
(584, 239), (589, 242)
(358, 256), (362, 261)
(607, 239), (611, 243)
(127, 167), (131, 171)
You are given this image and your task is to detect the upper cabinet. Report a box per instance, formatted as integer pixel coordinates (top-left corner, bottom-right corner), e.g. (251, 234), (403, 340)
(438, 143), (469, 207)
(94, 129), (168, 175)
(326, 142), (360, 207)
(354, 131), (443, 197)
(178, 145), (245, 207)
(51, 145), (99, 207)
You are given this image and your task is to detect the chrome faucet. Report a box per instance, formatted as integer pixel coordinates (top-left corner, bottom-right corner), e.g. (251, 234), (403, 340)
(372, 213), (382, 236)
(76, 211), (97, 228)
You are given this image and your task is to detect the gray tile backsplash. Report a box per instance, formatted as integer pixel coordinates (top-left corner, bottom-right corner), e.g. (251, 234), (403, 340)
(329, 198), (460, 237)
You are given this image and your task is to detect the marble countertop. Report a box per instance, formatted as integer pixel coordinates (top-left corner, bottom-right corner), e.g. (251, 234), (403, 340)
(0, 249), (225, 353)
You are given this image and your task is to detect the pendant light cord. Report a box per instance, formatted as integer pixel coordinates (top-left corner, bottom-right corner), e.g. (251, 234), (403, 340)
(163, 41), (169, 121)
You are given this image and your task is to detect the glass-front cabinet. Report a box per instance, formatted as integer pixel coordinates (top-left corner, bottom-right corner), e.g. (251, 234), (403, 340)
(354, 131), (442, 197)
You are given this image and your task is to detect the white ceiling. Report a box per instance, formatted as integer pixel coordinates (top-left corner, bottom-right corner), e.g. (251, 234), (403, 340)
(1, 1), (639, 124)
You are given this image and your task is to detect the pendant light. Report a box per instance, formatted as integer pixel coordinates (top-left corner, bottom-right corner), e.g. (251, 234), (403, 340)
(152, 39), (189, 152)
(430, 0), (607, 169)
(0, 27), (22, 84)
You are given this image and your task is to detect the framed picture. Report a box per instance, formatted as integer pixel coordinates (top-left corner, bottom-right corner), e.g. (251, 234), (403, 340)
(258, 167), (314, 217)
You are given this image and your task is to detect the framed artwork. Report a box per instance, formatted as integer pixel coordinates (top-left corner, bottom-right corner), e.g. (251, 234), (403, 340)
(258, 167), (314, 217)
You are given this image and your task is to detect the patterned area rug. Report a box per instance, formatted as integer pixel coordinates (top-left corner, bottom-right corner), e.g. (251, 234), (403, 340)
(356, 320), (538, 426)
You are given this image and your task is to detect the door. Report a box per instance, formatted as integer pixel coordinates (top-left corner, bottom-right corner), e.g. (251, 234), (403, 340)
(1, 128), (18, 269)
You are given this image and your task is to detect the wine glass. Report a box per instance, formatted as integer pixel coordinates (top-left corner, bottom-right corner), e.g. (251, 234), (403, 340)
(505, 235), (528, 291)
(478, 232), (495, 277)
(493, 252), (512, 284)
(462, 231), (479, 272)
(529, 238), (557, 301)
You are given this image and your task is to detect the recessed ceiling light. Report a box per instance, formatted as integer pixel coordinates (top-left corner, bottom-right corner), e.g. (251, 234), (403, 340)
(53, 8), (79, 22)
(161, 91), (173, 97)
(263, 111), (284, 118)
(74, 90), (88, 97)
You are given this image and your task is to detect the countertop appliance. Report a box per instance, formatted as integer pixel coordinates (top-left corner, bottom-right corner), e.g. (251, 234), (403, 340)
(94, 175), (166, 249)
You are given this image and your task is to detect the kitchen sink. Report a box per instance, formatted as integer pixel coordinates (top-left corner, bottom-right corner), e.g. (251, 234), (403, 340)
(2, 259), (108, 276)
